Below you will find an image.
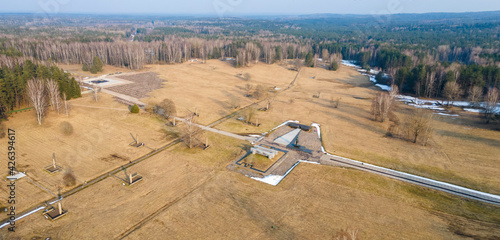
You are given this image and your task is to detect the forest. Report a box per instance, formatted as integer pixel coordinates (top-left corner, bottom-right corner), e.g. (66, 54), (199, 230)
(0, 12), (498, 104)
(0, 60), (81, 119)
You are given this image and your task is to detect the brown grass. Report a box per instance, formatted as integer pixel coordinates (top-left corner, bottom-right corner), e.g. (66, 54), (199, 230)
(3, 133), (499, 239)
(1, 61), (498, 239)
(0, 93), (170, 213)
(212, 63), (500, 195)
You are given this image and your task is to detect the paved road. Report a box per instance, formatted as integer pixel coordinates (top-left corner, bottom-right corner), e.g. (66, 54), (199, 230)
(320, 154), (500, 205)
(173, 117), (259, 142)
(101, 89), (148, 107)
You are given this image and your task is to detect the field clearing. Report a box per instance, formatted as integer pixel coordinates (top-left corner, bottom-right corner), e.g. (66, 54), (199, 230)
(56, 64), (139, 78)
(143, 60), (297, 125)
(3, 132), (499, 239)
(214, 64), (500, 195)
(0, 93), (170, 213)
(1, 60), (498, 239)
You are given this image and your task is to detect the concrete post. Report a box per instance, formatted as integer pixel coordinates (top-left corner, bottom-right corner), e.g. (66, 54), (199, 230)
(58, 202), (62, 215)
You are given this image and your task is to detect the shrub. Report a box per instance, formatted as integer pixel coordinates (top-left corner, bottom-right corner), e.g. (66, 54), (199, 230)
(60, 121), (74, 136)
(130, 104), (140, 113)
(330, 61), (339, 71)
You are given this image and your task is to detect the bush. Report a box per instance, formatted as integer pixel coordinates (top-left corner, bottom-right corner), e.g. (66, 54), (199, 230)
(82, 64), (89, 71)
(130, 104), (140, 113)
(60, 121), (74, 136)
(330, 61), (339, 71)
(244, 73), (251, 81)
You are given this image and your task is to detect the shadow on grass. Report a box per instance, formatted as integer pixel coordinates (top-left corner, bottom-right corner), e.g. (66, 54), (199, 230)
(435, 129), (500, 147)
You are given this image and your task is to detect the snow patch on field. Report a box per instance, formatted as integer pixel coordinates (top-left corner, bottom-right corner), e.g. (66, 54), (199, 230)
(375, 84), (392, 91)
(464, 108), (483, 113)
(436, 113), (460, 117)
(250, 160), (320, 186)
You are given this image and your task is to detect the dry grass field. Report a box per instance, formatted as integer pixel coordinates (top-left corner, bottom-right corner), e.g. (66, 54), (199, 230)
(213, 63), (500, 196)
(143, 61), (296, 125)
(2, 133), (499, 239)
(0, 93), (170, 214)
(1, 60), (499, 239)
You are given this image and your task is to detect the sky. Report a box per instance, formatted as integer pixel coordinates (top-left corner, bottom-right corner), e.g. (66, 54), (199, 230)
(1, 0), (500, 16)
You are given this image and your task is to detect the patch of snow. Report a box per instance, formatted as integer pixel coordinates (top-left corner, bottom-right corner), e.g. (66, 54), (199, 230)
(250, 160), (321, 186)
(375, 84), (392, 91)
(408, 104), (445, 111)
(464, 108), (483, 113)
(341, 60), (361, 68)
(300, 160), (320, 165)
(451, 101), (471, 107)
(436, 113), (460, 117)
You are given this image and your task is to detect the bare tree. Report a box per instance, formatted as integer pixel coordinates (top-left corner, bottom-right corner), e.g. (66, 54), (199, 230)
(264, 92), (277, 110)
(27, 79), (48, 125)
(244, 107), (257, 124)
(244, 83), (253, 97)
(46, 80), (61, 114)
(92, 83), (100, 102)
(468, 86), (483, 107)
(404, 109), (434, 145)
(62, 93), (71, 116)
(371, 92), (393, 122)
(182, 114), (201, 149)
(443, 81), (462, 106)
(294, 58), (302, 71)
(253, 84), (265, 100)
(330, 97), (341, 108)
(156, 98), (177, 122)
(321, 49), (330, 62)
(228, 96), (240, 110)
(244, 73), (251, 81)
(484, 87), (499, 124)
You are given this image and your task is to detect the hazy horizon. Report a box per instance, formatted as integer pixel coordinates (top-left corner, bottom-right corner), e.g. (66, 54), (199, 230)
(1, 0), (500, 16)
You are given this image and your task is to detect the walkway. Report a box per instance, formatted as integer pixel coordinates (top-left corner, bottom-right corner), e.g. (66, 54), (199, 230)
(321, 154), (500, 205)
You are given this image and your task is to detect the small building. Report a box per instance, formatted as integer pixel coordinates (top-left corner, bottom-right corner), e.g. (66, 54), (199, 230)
(251, 145), (278, 159)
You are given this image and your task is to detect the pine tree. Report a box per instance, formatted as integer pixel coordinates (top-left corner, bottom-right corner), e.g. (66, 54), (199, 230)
(305, 52), (314, 67)
(70, 77), (81, 98)
(330, 61), (339, 71)
(90, 56), (104, 74)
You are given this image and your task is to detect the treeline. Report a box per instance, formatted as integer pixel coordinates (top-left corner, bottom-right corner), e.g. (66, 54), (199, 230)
(0, 37), (317, 70)
(393, 64), (500, 98)
(0, 60), (81, 119)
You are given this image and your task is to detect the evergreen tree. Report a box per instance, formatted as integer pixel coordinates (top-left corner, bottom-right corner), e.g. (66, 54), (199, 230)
(90, 56), (104, 74)
(329, 61), (338, 71)
(305, 52), (314, 67)
(70, 77), (81, 98)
